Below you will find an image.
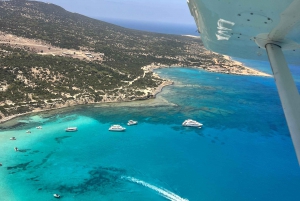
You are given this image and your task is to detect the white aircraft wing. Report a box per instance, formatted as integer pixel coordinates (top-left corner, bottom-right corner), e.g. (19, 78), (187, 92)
(187, 0), (300, 63)
(187, 0), (300, 164)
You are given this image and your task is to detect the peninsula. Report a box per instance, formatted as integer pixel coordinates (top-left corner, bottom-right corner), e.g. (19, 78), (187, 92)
(0, 0), (270, 122)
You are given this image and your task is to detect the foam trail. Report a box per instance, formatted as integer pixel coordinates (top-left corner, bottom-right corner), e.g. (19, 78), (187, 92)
(122, 176), (189, 201)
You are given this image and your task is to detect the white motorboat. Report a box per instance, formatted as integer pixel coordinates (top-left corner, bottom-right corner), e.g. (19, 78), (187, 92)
(182, 119), (203, 128)
(109, 125), (126, 132)
(53, 194), (60, 198)
(127, 120), (138, 126)
(65, 127), (78, 132)
(26, 130), (31, 133)
(10, 137), (16, 140)
(36, 126), (42, 129)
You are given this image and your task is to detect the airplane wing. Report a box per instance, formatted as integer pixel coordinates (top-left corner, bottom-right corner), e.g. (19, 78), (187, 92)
(187, 0), (300, 63)
(187, 0), (300, 164)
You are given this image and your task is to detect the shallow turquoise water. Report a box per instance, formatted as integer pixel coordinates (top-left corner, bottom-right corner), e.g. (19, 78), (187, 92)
(0, 67), (300, 201)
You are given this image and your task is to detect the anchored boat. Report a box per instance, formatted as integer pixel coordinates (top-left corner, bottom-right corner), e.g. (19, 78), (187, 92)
(182, 119), (203, 128)
(109, 125), (126, 132)
(127, 120), (138, 126)
(65, 127), (78, 132)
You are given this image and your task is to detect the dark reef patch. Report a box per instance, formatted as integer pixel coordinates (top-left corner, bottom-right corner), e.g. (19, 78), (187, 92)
(55, 136), (72, 144)
(7, 160), (33, 171)
(27, 176), (40, 181)
(30, 150), (40, 154)
(54, 166), (126, 195)
(18, 149), (31, 153)
(0, 121), (28, 130)
(33, 152), (54, 169)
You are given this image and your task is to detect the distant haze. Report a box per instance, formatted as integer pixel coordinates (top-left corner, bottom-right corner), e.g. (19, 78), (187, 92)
(37, 0), (195, 25)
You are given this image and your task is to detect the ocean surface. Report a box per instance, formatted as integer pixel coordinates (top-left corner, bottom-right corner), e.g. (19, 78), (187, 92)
(98, 18), (198, 36)
(1, 66), (300, 201)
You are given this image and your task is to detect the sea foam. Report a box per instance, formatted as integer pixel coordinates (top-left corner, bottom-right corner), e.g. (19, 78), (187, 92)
(122, 176), (189, 201)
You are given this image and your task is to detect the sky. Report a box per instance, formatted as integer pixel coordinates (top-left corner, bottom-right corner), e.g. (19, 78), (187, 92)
(38, 0), (195, 25)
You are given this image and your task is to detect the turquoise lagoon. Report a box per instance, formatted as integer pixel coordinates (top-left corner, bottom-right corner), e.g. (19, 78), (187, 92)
(0, 67), (300, 201)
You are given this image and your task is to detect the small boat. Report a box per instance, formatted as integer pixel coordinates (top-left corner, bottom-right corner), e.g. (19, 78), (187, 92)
(182, 119), (203, 128)
(36, 126), (42, 129)
(65, 127), (78, 132)
(26, 130), (31, 133)
(127, 120), (138, 126)
(53, 194), (60, 198)
(109, 125), (126, 132)
(10, 137), (16, 140)
(14, 147), (18, 151)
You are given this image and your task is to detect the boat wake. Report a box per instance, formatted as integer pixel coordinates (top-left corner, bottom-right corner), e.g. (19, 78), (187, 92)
(122, 176), (189, 201)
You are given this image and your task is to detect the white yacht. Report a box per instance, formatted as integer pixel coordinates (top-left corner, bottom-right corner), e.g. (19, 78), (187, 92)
(182, 119), (203, 128)
(127, 120), (138, 126)
(65, 127), (78, 132)
(109, 125), (126, 132)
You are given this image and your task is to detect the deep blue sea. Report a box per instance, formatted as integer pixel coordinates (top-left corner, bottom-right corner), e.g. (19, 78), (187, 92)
(1, 67), (300, 201)
(98, 18), (198, 36)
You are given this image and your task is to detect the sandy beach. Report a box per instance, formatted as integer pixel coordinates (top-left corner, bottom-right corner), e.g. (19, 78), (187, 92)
(142, 57), (271, 77)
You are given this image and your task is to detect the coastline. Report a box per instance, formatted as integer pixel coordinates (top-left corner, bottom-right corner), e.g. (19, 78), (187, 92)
(142, 56), (272, 78)
(223, 55), (272, 77)
(0, 57), (271, 125)
(0, 79), (175, 125)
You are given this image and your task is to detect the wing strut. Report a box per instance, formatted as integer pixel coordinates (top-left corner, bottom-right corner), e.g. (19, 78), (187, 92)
(266, 43), (300, 165)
